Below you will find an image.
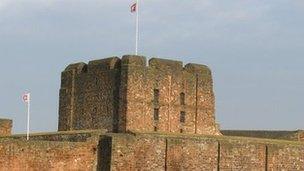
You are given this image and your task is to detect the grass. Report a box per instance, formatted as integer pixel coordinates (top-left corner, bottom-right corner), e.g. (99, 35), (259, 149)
(1, 129), (303, 146)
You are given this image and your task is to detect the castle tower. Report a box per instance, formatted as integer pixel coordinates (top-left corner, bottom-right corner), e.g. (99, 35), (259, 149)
(58, 55), (220, 135)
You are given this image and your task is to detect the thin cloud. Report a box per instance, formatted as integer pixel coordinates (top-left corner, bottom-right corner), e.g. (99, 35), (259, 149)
(0, 0), (10, 10)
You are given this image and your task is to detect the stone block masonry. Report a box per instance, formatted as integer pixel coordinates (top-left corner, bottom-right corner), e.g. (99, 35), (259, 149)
(0, 139), (99, 170)
(222, 130), (304, 142)
(0, 130), (103, 170)
(108, 134), (304, 171)
(58, 58), (121, 132)
(0, 119), (12, 136)
(0, 131), (303, 170)
(58, 55), (221, 136)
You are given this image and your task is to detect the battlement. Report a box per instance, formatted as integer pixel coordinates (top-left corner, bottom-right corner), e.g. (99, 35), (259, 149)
(185, 63), (211, 75)
(121, 55), (146, 66)
(58, 55), (221, 135)
(120, 55), (211, 73)
(63, 55), (212, 75)
(65, 62), (87, 73)
(0, 118), (12, 136)
(63, 57), (121, 74)
(149, 58), (183, 70)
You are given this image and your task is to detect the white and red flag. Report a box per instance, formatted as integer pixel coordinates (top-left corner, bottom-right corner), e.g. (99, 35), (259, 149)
(131, 3), (137, 13)
(22, 92), (31, 140)
(22, 93), (30, 103)
(131, 0), (140, 55)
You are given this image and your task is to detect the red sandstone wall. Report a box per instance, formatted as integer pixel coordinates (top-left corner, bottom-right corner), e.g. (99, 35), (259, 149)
(0, 133), (304, 170)
(166, 138), (218, 170)
(267, 144), (304, 170)
(119, 55), (220, 135)
(108, 134), (304, 171)
(149, 59), (183, 134)
(59, 55), (220, 135)
(299, 131), (304, 141)
(58, 65), (77, 131)
(182, 68), (197, 134)
(119, 56), (153, 133)
(222, 130), (304, 142)
(0, 119), (12, 136)
(184, 64), (218, 135)
(59, 57), (121, 132)
(0, 139), (99, 170)
(219, 140), (266, 170)
(110, 135), (166, 171)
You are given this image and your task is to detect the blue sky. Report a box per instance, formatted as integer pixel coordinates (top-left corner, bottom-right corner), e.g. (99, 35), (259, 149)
(0, 0), (303, 133)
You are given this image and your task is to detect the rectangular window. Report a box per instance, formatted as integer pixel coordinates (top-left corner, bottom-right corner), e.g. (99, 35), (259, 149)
(180, 92), (185, 105)
(154, 89), (159, 104)
(154, 126), (158, 132)
(180, 111), (186, 123)
(154, 108), (159, 121)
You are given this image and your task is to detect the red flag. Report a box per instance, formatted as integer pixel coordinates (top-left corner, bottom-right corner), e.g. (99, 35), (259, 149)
(22, 93), (30, 103)
(131, 3), (137, 13)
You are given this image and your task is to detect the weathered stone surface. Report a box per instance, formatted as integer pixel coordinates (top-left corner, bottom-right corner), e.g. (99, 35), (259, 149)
(222, 130), (304, 142)
(167, 137), (218, 170)
(59, 55), (221, 135)
(58, 57), (121, 132)
(0, 131), (102, 170)
(267, 144), (304, 170)
(219, 140), (266, 170)
(110, 134), (166, 171)
(0, 131), (304, 170)
(0, 119), (12, 136)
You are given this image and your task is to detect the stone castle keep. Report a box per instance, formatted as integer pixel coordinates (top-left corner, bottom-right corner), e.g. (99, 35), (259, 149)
(58, 55), (220, 135)
(0, 55), (303, 170)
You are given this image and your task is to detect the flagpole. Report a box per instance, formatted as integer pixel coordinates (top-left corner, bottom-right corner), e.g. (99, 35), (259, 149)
(26, 93), (30, 141)
(135, 0), (139, 55)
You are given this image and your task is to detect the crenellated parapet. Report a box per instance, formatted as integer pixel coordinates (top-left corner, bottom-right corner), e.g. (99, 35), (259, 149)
(59, 55), (221, 135)
(59, 57), (121, 132)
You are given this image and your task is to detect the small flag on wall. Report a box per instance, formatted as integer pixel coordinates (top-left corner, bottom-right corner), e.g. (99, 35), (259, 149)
(131, 3), (137, 13)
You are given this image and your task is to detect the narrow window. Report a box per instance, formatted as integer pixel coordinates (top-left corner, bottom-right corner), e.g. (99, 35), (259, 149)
(154, 126), (158, 132)
(91, 107), (97, 124)
(95, 78), (98, 85)
(154, 89), (159, 104)
(180, 111), (186, 123)
(154, 108), (159, 121)
(180, 129), (183, 133)
(180, 92), (185, 105)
